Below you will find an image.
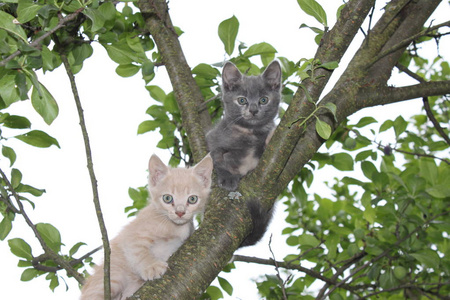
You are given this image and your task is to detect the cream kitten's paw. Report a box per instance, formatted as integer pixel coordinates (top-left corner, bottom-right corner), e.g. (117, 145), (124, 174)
(141, 261), (168, 280)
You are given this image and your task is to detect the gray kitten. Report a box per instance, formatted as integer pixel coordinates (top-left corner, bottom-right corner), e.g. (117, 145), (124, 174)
(206, 60), (282, 191)
(206, 60), (281, 246)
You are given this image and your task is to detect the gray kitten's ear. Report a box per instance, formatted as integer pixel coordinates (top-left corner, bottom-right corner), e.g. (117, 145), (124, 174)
(148, 154), (169, 186)
(193, 154), (213, 188)
(222, 62), (242, 91)
(262, 60), (282, 91)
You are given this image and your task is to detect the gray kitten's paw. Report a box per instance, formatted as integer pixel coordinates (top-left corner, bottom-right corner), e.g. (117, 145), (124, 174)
(141, 261), (168, 280)
(218, 174), (240, 191)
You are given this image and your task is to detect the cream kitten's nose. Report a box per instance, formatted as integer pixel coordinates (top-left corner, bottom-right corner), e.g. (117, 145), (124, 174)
(175, 205), (186, 217)
(176, 211), (185, 217)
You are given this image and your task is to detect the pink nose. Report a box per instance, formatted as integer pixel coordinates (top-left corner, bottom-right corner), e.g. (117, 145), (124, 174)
(176, 211), (185, 218)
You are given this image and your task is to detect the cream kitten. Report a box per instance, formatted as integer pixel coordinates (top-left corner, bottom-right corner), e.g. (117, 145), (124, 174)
(80, 154), (213, 300)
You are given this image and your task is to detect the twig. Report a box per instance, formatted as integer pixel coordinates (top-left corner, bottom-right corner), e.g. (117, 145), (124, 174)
(395, 64), (450, 146)
(0, 168), (85, 283)
(32, 246), (102, 273)
(0, 8), (85, 67)
(268, 235), (288, 300)
(369, 20), (450, 67)
(59, 52), (111, 299)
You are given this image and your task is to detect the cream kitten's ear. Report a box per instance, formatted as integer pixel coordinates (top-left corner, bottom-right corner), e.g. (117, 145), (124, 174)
(148, 154), (169, 187)
(193, 154), (213, 188)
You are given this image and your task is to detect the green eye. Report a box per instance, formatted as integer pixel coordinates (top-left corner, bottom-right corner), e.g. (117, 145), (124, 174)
(237, 97), (248, 105)
(187, 195), (198, 204)
(162, 194), (173, 204)
(259, 97), (269, 104)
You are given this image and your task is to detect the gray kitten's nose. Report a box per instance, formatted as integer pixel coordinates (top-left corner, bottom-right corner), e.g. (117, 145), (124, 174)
(249, 103), (259, 115)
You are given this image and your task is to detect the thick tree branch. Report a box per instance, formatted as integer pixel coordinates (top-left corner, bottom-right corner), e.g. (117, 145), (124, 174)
(60, 53), (111, 298)
(137, 0), (212, 162)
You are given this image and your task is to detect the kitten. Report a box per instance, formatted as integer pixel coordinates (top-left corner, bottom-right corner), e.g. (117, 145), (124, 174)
(206, 60), (282, 246)
(80, 154), (213, 300)
(206, 60), (282, 191)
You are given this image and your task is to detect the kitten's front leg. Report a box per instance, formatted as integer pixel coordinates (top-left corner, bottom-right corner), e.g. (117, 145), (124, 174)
(216, 167), (241, 191)
(139, 260), (168, 281)
(124, 241), (169, 281)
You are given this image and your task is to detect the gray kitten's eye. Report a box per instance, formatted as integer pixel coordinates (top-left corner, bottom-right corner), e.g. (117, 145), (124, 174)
(187, 195), (198, 204)
(259, 97), (269, 104)
(237, 97), (248, 105)
(162, 194), (173, 204)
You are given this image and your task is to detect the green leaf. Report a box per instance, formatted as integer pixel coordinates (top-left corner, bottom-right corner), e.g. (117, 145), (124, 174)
(380, 269), (399, 290)
(69, 242), (86, 257)
(297, 0), (328, 27)
(218, 276), (233, 296)
(11, 168), (22, 189)
(218, 16), (239, 55)
(361, 161), (377, 179)
(0, 216), (13, 240)
(146, 85), (166, 103)
(47, 272), (59, 291)
(331, 153), (354, 171)
(322, 102), (337, 121)
(16, 184), (45, 196)
(21, 268), (40, 281)
(393, 116), (407, 138)
(84, 7), (106, 32)
(17, 0), (42, 23)
(15, 130), (60, 148)
(319, 61), (338, 70)
(379, 119), (393, 132)
(354, 116), (377, 128)
(137, 120), (159, 134)
(192, 64), (220, 79)
(31, 83), (59, 125)
(71, 43), (93, 66)
(2, 145), (17, 166)
(315, 118), (331, 139)
(244, 42), (277, 58)
(3, 115), (31, 129)
(0, 73), (20, 107)
(419, 158), (438, 185)
(426, 184), (450, 198)
(298, 234), (320, 247)
(8, 238), (33, 260)
(411, 250), (440, 269)
(115, 64), (140, 77)
(36, 223), (62, 253)
(203, 285), (223, 300)
(98, 2), (116, 21)
(0, 11), (28, 42)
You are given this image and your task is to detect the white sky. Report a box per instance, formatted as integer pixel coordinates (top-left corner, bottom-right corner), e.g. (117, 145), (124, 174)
(0, 0), (448, 299)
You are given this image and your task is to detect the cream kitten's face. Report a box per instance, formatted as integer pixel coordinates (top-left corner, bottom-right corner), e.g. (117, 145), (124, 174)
(148, 154), (213, 225)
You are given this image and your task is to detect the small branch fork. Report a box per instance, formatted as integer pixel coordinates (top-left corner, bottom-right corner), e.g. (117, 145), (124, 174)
(0, 168), (85, 283)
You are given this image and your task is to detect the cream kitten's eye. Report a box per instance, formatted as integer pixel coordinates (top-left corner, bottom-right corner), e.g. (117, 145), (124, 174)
(259, 97), (269, 104)
(237, 97), (248, 105)
(162, 194), (173, 204)
(187, 195), (198, 204)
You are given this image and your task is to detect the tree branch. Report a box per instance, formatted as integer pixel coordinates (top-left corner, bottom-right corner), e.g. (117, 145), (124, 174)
(59, 53), (111, 298)
(0, 168), (85, 283)
(137, 0), (212, 162)
(369, 20), (450, 67)
(0, 8), (85, 67)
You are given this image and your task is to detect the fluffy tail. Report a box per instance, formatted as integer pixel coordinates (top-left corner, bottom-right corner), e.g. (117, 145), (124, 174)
(239, 199), (274, 247)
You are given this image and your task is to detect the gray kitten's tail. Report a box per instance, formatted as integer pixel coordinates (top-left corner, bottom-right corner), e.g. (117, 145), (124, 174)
(240, 199), (274, 247)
